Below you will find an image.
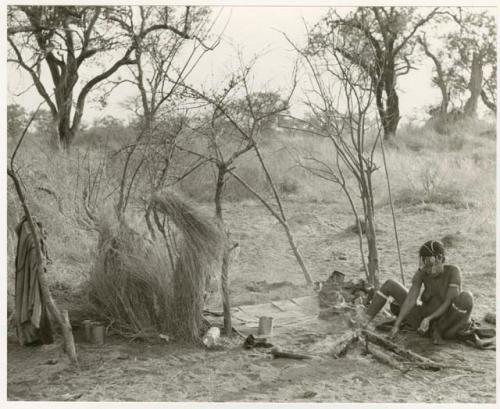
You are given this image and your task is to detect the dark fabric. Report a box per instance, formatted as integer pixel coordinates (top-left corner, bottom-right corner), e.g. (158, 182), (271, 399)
(14, 217), (53, 346)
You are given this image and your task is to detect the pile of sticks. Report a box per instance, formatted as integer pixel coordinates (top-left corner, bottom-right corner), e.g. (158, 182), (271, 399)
(350, 329), (481, 373)
(269, 329), (483, 374)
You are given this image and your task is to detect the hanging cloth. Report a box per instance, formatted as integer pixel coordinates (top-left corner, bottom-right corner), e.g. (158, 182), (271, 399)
(14, 216), (53, 345)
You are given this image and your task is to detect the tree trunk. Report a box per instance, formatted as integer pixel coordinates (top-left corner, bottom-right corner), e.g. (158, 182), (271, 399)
(59, 122), (77, 151)
(374, 76), (399, 142)
(418, 36), (449, 116)
(214, 165), (232, 336)
(220, 249), (232, 335)
(383, 68), (400, 141)
(365, 206), (379, 289)
(464, 52), (483, 118)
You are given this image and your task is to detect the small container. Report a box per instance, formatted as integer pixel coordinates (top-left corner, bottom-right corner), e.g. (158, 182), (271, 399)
(203, 327), (220, 347)
(90, 323), (106, 345)
(331, 270), (345, 285)
(258, 316), (274, 336)
(82, 320), (92, 342)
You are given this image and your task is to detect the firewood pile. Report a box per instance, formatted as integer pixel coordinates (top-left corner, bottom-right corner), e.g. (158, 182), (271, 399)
(335, 329), (482, 373)
(269, 328), (482, 374)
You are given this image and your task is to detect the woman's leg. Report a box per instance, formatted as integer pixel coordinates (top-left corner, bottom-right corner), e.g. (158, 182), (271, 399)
(433, 291), (473, 343)
(365, 279), (408, 320)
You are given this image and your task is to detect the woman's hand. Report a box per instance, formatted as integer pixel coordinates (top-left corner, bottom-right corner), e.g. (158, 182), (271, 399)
(418, 317), (431, 334)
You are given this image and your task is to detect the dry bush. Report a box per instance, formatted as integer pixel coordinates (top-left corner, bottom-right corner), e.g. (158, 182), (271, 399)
(84, 213), (172, 340)
(374, 148), (494, 211)
(397, 117), (495, 154)
(152, 191), (224, 342)
(176, 131), (338, 203)
(84, 191), (223, 342)
(7, 136), (105, 299)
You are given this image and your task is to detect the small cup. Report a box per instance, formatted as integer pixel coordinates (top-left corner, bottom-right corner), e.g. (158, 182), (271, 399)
(82, 320), (92, 342)
(90, 323), (106, 345)
(258, 316), (274, 336)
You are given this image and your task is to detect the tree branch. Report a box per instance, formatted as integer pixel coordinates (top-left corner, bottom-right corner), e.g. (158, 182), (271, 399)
(393, 8), (439, 56)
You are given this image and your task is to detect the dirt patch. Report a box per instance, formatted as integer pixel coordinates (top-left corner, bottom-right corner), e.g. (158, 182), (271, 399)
(7, 200), (496, 402)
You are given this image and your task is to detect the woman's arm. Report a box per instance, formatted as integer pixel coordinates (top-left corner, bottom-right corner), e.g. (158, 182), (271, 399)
(389, 271), (423, 338)
(394, 279), (421, 328)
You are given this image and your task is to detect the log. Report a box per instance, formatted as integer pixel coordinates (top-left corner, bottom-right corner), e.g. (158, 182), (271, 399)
(365, 341), (409, 373)
(403, 361), (484, 374)
(329, 330), (360, 358)
(362, 329), (437, 366)
(362, 330), (481, 373)
(270, 347), (313, 360)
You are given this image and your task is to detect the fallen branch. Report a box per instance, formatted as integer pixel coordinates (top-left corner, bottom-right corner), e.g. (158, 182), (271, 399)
(270, 346), (313, 360)
(365, 341), (409, 373)
(402, 361), (484, 374)
(362, 329), (482, 373)
(362, 329), (437, 366)
(329, 330), (360, 358)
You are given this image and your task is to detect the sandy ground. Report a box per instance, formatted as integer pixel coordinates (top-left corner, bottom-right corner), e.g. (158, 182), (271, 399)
(6, 200), (496, 402)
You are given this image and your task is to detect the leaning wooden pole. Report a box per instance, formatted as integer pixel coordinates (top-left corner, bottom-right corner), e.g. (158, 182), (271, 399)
(7, 108), (78, 366)
(379, 137), (405, 287)
(8, 170), (78, 366)
(215, 165), (233, 336)
(228, 169), (313, 286)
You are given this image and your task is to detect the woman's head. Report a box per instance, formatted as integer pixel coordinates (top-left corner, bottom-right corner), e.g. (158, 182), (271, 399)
(419, 240), (445, 276)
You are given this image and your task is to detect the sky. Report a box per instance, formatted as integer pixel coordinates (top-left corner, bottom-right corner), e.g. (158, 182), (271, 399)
(5, 5), (494, 126)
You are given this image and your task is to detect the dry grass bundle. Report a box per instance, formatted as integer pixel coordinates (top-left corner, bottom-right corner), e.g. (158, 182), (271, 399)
(151, 191), (225, 342)
(84, 191), (223, 343)
(85, 214), (173, 339)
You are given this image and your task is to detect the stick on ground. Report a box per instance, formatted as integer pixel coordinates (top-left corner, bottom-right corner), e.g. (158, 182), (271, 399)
(365, 341), (409, 373)
(329, 330), (360, 358)
(362, 329), (482, 373)
(362, 329), (437, 366)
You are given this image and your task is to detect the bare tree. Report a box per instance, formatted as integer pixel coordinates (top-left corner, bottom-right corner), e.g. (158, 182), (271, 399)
(443, 8), (496, 116)
(174, 57), (311, 336)
(309, 7), (439, 140)
(7, 6), (209, 149)
(286, 31), (382, 287)
(417, 34), (450, 118)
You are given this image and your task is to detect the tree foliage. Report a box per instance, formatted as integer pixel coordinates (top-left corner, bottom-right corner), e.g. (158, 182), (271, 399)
(308, 7), (438, 140)
(444, 8), (496, 115)
(7, 104), (28, 139)
(416, 8), (496, 120)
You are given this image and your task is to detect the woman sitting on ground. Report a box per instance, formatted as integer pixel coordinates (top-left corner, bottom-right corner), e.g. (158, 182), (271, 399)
(360, 240), (473, 345)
